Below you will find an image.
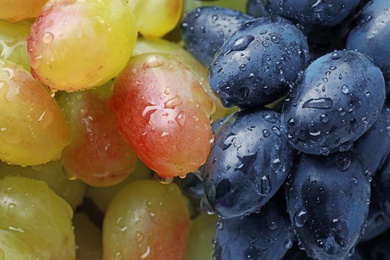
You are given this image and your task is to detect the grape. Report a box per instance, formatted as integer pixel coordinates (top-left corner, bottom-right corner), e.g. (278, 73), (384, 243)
(208, 16), (310, 108)
(180, 6), (253, 67)
(0, 19), (31, 71)
(127, 0), (183, 37)
(285, 150), (370, 259)
(0, 229), (38, 259)
(86, 158), (153, 213)
(109, 53), (214, 178)
(57, 83), (138, 187)
(0, 160), (86, 210)
(0, 58), (70, 166)
(203, 109), (295, 218)
(346, 0), (390, 82)
(103, 180), (190, 259)
(0, 0), (48, 22)
(134, 37), (227, 120)
(0, 176), (75, 259)
(250, 0), (361, 28)
(185, 213), (218, 260)
(74, 212), (103, 260)
(27, 0), (137, 92)
(281, 50), (386, 156)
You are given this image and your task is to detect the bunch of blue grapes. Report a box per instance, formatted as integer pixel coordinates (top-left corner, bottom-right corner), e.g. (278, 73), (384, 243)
(180, 0), (390, 259)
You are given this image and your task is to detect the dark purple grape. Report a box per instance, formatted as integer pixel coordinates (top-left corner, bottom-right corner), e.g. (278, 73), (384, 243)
(203, 109), (295, 218)
(180, 6), (253, 67)
(281, 49), (386, 156)
(214, 197), (294, 260)
(285, 149), (371, 260)
(208, 16), (310, 109)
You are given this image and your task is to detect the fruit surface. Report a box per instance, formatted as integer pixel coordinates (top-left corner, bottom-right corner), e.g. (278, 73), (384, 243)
(0, 176), (75, 259)
(27, 0), (137, 92)
(103, 180), (190, 260)
(0, 58), (70, 166)
(0, 0), (48, 22)
(110, 52), (214, 178)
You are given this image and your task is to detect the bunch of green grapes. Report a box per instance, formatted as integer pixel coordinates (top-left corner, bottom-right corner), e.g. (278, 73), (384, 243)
(0, 0), (235, 258)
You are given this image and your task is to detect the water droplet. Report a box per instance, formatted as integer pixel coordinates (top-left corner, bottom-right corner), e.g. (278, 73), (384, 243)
(284, 239), (293, 249)
(294, 210), (308, 227)
(140, 246), (151, 259)
(302, 97), (333, 109)
(341, 85), (349, 94)
(164, 95), (182, 109)
(8, 226), (24, 233)
(257, 175), (272, 195)
(262, 129), (270, 138)
(42, 32), (54, 44)
(331, 52), (341, 60)
(145, 55), (164, 68)
(335, 153), (351, 171)
(271, 35), (280, 44)
(228, 35), (255, 53)
(158, 176), (173, 184)
(267, 219), (278, 230)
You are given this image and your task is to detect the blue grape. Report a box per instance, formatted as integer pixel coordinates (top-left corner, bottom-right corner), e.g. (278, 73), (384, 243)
(202, 109), (295, 218)
(281, 49), (386, 155)
(214, 195), (294, 260)
(346, 0), (390, 82)
(208, 16), (310, 108)
(180, 6), (253, 67)
(248, 0), (361, 27)
(285, 149), (371, 260)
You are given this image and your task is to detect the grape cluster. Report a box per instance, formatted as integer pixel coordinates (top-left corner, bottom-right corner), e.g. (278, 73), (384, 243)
(180, 1), (390, 259)
(1, 0), (390, 259)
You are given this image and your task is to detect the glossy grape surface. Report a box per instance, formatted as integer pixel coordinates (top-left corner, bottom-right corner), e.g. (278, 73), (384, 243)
(0, 59), (70, 166)
(110, 53), (214, 178)
(103, 180), (190, 260)
(0, 0), (48, 22)
(27, 0), (137, 92)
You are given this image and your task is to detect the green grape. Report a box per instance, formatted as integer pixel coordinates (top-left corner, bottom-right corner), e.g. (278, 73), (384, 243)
(0, 229), (38, 259)
(86, 158), (153, 213)
(0, 176), (75, 259)
(0, 0), (48, 22)
(0, 160), (86, 210)
(0, 58), (71, 166)
(185, 213), (218, 260)
(103, 180), (191, 259)
(134, 37), (227, 120)
(0, 19), (31, 71)
(127, 0), (183, 37)
(74, 212), (103, 260)
(183, 0), (246, 13)
(27, 0), (138, 92)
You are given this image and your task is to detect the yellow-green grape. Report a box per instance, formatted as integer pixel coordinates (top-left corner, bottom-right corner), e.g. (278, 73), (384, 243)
(0, 160), (86, 210)
(185, 213), (218, 260)
(0, 58), (71, 166)
(74, 212), (102, 260)
(0, 176), (75, 259)
(134, 37), (227, 120)
(183, 0), (246, 13)
(103, 180), (191, 259)
(27, 0), (138, 92)
(0, 0), (48, 22)
(0, 229), (38, 260)
(86, 159), (153, 213)
(0, 19), (31, 71)
(127, 0), (183, 37)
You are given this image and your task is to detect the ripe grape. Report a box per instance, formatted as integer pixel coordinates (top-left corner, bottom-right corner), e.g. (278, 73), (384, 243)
(127, 0), (183, 37)
(0, 229), (38, 259)
(0, 0), (48, 22)
(0, 58), (70, 166)
(0, 176), (75, 259)
(27, 0), (138, 92)
(0, 160), (86, 210)
(103, 180), (190, 260)
(109, 53), (214, 178)
(58, 84), (138, 187)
